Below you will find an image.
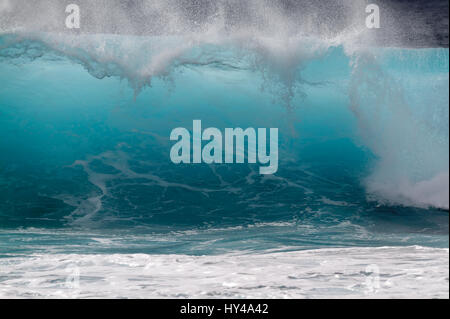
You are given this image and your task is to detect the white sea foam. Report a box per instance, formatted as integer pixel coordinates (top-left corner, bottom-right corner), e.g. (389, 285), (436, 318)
(0, 246), (448, 299)
(350, 51), (449, 210)
(367, 170), (449, 210)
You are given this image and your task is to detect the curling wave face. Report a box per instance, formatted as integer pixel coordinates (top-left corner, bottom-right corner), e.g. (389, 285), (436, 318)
(0, 30), (448, 217)
(0, 32), (448, 261)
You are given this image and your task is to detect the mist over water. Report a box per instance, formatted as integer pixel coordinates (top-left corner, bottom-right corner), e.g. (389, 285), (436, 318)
(0, 0), (448, 298)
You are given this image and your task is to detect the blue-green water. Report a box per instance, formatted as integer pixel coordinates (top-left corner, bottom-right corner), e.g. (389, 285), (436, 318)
(0, 33), (448, 298)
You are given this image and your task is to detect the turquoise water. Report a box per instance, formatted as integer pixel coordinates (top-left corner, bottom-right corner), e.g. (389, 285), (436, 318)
(0, 33), (448, 298)
(0, 35), (448, 249)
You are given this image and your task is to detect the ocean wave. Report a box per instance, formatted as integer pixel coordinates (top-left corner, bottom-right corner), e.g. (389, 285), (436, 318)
(0, 3), (448, 219)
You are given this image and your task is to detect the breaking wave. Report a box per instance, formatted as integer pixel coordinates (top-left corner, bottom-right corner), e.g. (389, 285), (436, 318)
(1, 30), (448, 213)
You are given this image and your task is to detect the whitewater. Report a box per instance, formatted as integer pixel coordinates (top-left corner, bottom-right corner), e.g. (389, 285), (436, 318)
(0, 0), (448, 298)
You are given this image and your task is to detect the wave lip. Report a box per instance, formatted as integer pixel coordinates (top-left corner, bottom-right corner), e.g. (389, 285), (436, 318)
(1, 0), (448, 48)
